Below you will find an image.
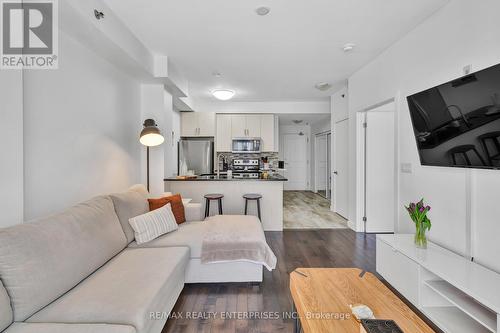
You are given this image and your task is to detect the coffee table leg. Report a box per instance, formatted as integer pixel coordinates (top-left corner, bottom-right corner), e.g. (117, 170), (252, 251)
(292, 302), (301, 333)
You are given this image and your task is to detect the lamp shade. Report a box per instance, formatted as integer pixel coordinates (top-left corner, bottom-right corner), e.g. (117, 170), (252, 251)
(140, 119), (164, 146)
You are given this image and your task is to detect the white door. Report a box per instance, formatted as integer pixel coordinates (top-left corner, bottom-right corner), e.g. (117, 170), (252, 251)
(197, 112), (215, 136)
(315, 135), (327, 193)
(365, 109), (395, 233)
(231, 115), (246, 137)
(181, 112), (198, 136)
(333, 119), (349, 218)
(283, 133), (308, 190)
(260, 114), (275, 151)
(246, 115), (261, 137)
(216, 114), (232, 151)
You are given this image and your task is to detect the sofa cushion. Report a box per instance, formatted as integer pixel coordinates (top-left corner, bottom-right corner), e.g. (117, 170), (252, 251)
(148, 194), (185, 224)
(129, 204), (179, 245)
(0, 279), (12, 332)
(110, 185), (149, 243)
(128, 221), (209, 258)
(28, 247), (189, 333)
(3, 323), (135, 333)
(0, 195), (127, 321)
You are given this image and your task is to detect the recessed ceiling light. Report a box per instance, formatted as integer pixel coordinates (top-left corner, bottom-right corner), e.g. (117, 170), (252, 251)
(315, 82), (332, 91)
(212, 89), (235, 101)
(255, 6), (270, 16)
(343, 43), (356, 52)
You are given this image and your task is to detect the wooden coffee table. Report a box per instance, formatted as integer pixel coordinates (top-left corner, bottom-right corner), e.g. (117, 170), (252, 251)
(290, 268), (435, 333)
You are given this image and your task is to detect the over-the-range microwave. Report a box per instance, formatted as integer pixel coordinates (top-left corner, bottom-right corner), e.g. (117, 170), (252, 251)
(231, 138), (261, 153)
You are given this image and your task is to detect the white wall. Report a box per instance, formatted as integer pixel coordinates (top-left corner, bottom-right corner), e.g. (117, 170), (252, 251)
(194, 100), (330, 114)
(0, 71), (24, 227)
(23, 31), (142, 220)
(347, 0), (500, 272)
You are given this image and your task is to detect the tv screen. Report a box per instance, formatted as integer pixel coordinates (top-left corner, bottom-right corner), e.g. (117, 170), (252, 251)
(407, 63), (500, 170)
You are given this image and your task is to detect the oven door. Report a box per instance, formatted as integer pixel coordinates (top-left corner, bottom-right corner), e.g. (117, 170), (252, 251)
(231, 138), (261, 153)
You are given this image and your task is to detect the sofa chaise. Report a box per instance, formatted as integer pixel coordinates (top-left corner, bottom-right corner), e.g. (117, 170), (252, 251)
(0, 185), (265, 333)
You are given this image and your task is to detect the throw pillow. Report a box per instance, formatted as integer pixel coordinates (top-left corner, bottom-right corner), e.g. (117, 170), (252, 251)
(128, 203), (178, 244)
(148, 194), (186, 224)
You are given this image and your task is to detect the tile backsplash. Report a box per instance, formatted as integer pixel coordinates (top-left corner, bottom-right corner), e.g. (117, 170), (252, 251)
(216, 152), (279, 170)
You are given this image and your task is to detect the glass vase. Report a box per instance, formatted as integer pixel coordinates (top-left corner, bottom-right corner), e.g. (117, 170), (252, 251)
(414, 222), (427, 249)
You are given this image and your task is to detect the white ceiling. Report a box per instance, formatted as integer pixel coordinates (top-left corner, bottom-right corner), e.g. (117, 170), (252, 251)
(278, 113), (330, 126)
(104, 0), (449, 102)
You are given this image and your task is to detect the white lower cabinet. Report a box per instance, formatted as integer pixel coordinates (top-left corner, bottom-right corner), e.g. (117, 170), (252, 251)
(376, 239), (419, 304)
(377, 234), (500, 333)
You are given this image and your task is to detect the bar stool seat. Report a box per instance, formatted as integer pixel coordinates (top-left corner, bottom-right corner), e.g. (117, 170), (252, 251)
(204, 193), (224, 218)
(243, 194), (262, 221)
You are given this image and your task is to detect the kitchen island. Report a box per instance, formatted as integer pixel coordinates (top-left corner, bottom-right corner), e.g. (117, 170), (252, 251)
(164, 174), (287, 231)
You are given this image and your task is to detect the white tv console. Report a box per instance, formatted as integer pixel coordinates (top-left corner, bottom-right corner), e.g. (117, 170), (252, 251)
(376, 234), (500, 333)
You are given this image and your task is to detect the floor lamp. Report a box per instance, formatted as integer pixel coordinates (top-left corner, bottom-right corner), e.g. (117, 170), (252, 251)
(139, 119), (164, 192)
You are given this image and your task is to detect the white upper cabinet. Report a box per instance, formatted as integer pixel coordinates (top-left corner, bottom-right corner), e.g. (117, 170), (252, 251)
(181, 112), (198, 137)
(197, 112), (215, 136)
(230, 115), (247, 138)
(246, 115), (261, 138)
(216, 114), (232, 152)
(260, 114), (276, 152)
(181, 112), (215, 137)
(217, 114), (278, 152)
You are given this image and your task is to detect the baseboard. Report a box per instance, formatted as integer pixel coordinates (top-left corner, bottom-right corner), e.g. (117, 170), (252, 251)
(347, 220), (362, 232)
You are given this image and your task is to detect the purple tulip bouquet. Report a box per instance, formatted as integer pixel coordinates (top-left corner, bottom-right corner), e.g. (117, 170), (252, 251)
(405, 199), (432, 248)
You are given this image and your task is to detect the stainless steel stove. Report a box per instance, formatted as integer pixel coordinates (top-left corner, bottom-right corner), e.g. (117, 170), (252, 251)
(232, 172), (260, 179)
(232, 159), (260, 178)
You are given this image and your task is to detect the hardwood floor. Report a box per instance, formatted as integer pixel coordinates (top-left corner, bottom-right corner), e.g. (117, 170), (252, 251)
(162, 230), (377, 333)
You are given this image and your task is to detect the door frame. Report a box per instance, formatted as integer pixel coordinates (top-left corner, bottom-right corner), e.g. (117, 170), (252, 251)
(355, 93), (401, 233)
(314, 131), (331, 196)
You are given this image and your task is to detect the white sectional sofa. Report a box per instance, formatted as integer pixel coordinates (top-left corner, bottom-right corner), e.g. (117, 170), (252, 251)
(0, 185), (264, 333)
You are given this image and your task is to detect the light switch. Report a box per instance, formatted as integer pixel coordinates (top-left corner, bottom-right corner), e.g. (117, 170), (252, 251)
(401, 163), (412, 174)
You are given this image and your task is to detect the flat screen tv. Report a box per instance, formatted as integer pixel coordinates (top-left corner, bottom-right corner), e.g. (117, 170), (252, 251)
(407, 63), (500, 170)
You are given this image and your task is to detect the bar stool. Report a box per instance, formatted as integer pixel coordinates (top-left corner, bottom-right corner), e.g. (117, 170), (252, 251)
(243, 194), (262, 221)
(448, 144), (486, 166)
(204, 194), (223, 218)
(478, 131), (500, 166)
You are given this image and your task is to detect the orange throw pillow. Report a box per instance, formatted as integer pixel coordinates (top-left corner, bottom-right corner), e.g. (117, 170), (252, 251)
(148, 194), (185, 224)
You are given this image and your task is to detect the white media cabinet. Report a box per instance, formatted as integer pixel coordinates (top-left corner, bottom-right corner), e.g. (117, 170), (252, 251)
(377, 234), (500, 333)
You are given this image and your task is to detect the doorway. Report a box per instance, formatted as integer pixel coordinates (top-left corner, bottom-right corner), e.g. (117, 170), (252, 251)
(315, 132), (332, 199)
(359, 101), (397, 233)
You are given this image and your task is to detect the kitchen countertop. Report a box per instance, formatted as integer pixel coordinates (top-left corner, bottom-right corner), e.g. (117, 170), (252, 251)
(164, 174), (287, 181)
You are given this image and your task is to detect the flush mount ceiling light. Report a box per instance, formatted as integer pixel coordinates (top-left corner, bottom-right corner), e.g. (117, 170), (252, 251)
(343, 43), (356, 52)
(315, 82), (332, 91)
(212, 89), (235, 101)
(255, 6), (270, 16)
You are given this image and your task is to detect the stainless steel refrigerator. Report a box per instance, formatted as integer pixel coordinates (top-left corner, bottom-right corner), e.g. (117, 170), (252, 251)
(178, 138), (214, 175)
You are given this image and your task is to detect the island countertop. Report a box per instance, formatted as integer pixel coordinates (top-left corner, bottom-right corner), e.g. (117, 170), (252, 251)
(164, 174), (287, 181)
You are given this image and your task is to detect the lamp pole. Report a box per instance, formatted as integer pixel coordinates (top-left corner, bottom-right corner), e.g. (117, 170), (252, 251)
(147, 146), (150, 192)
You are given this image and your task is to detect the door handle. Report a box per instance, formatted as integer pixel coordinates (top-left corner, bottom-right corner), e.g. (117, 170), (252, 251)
(333, 171), (338, 175)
